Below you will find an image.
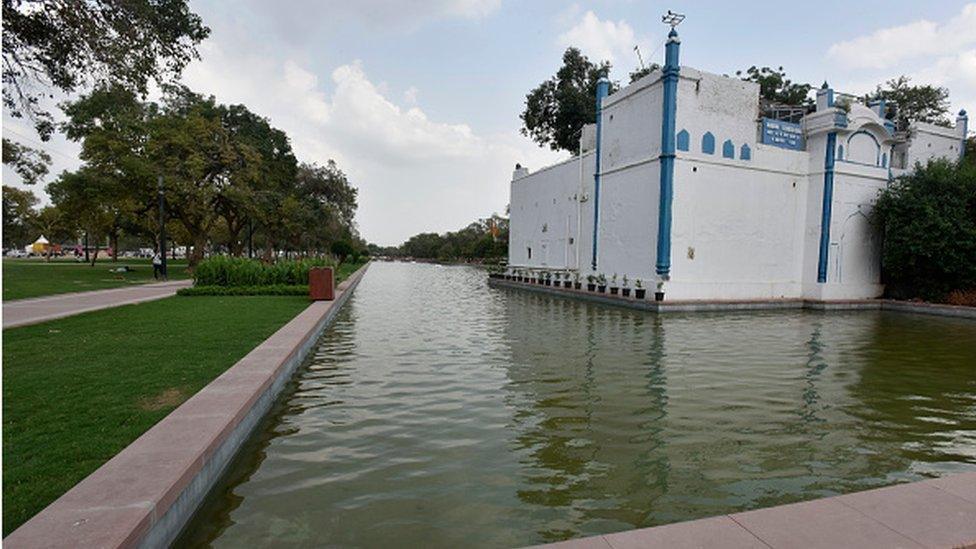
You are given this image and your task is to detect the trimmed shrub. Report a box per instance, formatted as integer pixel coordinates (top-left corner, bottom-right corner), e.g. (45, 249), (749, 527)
(193, 257), (335, 287)
(177, 284), (308, 297)
(874, 159), (976, 301)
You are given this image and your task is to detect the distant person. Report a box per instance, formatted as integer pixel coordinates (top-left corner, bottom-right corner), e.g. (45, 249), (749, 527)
(152, 251), (165, 280)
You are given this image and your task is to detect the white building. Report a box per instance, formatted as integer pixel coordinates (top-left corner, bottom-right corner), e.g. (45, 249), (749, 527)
(508, 27), (968, 301)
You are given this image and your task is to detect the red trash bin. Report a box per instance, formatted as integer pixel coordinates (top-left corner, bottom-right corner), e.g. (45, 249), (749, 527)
(309, 267), (335, 300)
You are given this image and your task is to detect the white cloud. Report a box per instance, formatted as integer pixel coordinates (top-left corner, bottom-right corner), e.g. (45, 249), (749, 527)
(557, 10), (651, 69)
(181, 44), (562, 246)
(403, 86), (419, 105)
(827, 4), (976, 69)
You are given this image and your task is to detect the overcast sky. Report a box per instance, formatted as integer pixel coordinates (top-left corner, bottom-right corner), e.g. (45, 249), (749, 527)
(3, 1), (974, 245)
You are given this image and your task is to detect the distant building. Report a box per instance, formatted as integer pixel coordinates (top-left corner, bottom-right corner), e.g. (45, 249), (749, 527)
(508, 28), (968, 301)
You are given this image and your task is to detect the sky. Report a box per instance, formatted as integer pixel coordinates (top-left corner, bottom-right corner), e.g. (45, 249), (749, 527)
(3, 1), (975, 245)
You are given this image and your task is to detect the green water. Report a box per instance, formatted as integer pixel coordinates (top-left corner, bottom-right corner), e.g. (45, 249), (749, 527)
(183, 262), (976, 548)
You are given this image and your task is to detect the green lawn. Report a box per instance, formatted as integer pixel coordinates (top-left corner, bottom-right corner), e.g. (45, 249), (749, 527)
(2, 259), (192, 301)
(2, 295), (310, 534)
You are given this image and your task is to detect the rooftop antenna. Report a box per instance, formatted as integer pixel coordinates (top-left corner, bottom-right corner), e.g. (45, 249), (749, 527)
(662, 10), (685, 29)
(634, 45), (646, 70)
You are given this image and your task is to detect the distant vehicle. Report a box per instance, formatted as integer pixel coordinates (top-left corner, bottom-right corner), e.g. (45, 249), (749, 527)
(5, 249), (29, 258)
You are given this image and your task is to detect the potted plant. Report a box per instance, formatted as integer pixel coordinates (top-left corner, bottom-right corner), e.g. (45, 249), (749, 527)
(563, 272), (572, 288)
(621, 275), (631, 297)
(655, 281), (665, 301)
(634, 279), (646, 299)
(544, 271), (552, 286)
(586, 274), (596, 292)
(609, 273), (619, 295)
(596, 273), (607, 293)
(552, 272), (560, 287)
(573, 272), (582, 290)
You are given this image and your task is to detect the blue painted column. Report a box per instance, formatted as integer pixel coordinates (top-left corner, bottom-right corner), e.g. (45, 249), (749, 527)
(959, 110), (969, 162)
(817, 132), (837, 283)
(590, 77), (611, 271)
(655, 28), (680, 277)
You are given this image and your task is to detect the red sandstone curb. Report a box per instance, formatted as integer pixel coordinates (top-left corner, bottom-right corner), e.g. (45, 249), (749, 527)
(4, 263), (371, 549)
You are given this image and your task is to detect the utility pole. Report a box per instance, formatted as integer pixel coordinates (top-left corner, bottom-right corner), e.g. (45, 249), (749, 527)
(158, 175), (168, 280)
(84, 231), (89, 263)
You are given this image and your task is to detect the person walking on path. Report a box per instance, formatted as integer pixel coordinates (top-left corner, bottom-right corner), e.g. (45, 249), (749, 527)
(152, 251), (166, 281)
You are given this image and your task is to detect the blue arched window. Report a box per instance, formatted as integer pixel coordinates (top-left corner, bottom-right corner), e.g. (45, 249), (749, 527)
(740, 144), (751, 161)
(676, 129), (690, 151)
(702, 132), (715, 155)
(837, 145), (844, 160)
(881, 152), (887, 168)
(722, 139), (734, 159)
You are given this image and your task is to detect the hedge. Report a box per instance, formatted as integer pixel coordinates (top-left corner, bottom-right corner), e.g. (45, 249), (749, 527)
(193, 256), (335, 287)
(177, 284), (308, 297)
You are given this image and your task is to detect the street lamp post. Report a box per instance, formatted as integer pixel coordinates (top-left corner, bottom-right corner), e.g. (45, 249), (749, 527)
(158, 175), (168, 280)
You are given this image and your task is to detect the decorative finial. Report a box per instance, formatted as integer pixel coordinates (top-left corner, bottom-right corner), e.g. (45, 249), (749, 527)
(821, 81), (829, 89)
(662, 10), (685, 29)
(960, 109), (968, 117)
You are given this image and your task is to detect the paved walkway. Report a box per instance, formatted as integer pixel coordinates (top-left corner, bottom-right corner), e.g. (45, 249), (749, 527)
(533, 472), (976, 549)
(3, 280), (192, 329)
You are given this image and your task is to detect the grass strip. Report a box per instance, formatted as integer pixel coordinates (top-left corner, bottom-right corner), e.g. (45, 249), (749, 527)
(3, 259), (192, 301)
(2, 295), (309, 534)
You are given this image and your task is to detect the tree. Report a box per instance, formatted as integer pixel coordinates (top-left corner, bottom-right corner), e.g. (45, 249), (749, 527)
(870, 76), (950, 131)
(46, 168), (120, 265)
(874, 159), (976, 301)
(629, 63), (660, 84)
(32, 205), (70, 261)
(521, 47), (616, 153)
(735, 66), (812, 107)
(2, 138), (51, 185)
(2, 185), (38, 248)
(2, 0), (209, 140)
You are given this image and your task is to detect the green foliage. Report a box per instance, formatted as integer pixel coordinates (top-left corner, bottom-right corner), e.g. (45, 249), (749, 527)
(330, 240), (354, 263)
(2, 138), (51, 184)
(177, 284), (308, 296)
(2, 0), (209, 139)
(736, 66), (812, 107)
(399, 215), (507, 260)
(2, 185), (38, 248)
(874, 160), (976, 301)
(870, 76), (950, 131)
(192, 256), (335, 287)
(629, 64), (661, 84)
(521, 47), (617, 153)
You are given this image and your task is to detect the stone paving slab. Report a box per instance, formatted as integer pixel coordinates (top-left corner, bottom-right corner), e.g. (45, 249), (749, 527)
(3, 279), (192, 329)
(3, 263), (370, 548)
(528, 472), (976, 549)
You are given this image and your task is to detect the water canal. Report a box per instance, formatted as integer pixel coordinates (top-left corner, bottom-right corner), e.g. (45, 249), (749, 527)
(183, 261), (976, 547)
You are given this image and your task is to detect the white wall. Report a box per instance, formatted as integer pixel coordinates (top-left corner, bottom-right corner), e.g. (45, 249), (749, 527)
(509, 154), (594, 271)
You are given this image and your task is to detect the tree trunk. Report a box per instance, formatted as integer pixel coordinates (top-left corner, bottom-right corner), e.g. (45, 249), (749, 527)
(110, 231), (119, 262)
(89, 247), (100, 267)
(190, 232), (207, 267)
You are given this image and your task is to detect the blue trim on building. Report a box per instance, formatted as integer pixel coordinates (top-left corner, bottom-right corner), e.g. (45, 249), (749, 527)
(590, 77), (611, 271)
(722, 139), (734, 159)
(959, 110), (969, 162)
(655, 28), (680, 278)
(740, 144), (751, 160)
(817, 132), (837, 284)
(846, 130), (881, 165)
(676, 129), (690, 151)
(837, 144), (844, 160)
(701, 132), (715, 154)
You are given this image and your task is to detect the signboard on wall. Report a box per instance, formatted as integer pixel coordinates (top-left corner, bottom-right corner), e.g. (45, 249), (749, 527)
(761, 118), (804, 150)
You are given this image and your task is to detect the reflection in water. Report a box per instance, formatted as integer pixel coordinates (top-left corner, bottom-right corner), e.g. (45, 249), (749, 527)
(181, 262), (976, 548)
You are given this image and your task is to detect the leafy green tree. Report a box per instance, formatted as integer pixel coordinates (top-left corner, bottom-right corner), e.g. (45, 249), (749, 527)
(874, 159), (976, 301)
(2, 138), (51, 185)
(521, 47), (616, 153)
(32, 205), (71, 261)
(870, 76), (950, 130)
(2, 185), (38, 248)
(735, 66), (812, 107)
(2, 0), (209, 140)
(46, 168), (120, 265)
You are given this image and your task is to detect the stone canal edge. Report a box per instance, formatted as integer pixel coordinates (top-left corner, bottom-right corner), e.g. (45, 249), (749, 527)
(4, 262), (371, 549)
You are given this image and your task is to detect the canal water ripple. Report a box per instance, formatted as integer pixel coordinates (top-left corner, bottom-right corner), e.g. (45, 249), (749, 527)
(183, 261), (976, 548)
